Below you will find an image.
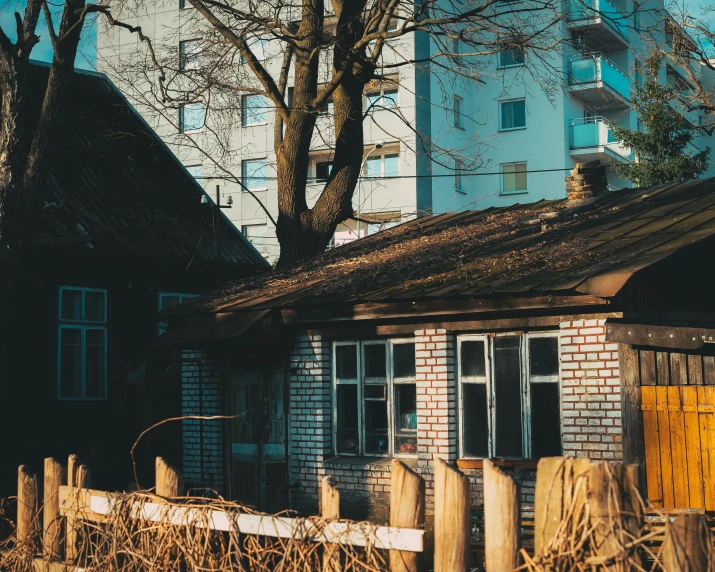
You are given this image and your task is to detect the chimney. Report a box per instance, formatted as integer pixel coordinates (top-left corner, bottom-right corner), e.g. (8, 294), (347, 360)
(565, 161), (608, 203)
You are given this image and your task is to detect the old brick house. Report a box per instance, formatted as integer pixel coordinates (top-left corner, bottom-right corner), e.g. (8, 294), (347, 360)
(162, 166), (715, 519)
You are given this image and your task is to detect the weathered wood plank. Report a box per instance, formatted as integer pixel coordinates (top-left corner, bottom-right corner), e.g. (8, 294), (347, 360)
(534, 457), (565, 555)
(43, 458), (65, 560)
(17, 466), (38, 544)
(668, 386), (690, 508)
(390, 461), (425, 572)
(662, 514), (712, 571)
(682, 387), (705, 509)
(433, 459), (470, 572)
(670, 353), (687, 386)
(689, 355), (704, 386)
(483, 460), (519, 572)
(657, 386), (675, 508)
(704, 356), (715, 385)
(656, 352), (670, 386)
(641, 387), (663, 508)
(640, 350), (657, 386)
(58, 486), (424, 552)
(698, 387), (715, 511)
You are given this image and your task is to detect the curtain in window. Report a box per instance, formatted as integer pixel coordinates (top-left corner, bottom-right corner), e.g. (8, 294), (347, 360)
(500, 100), (525, 129)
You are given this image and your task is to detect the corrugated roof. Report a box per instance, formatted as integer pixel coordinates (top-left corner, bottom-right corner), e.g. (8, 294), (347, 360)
(26, 63), (270, 270)
(173, 176), (715, 317)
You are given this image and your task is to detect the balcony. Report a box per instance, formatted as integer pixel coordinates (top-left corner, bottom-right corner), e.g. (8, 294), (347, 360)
(568, 53), (630, 109)
(568, 0), (629, 50)
(569, 117), (633, 163)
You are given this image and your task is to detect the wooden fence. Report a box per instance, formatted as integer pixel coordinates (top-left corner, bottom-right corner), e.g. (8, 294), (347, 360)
(3, 455), (714, 571)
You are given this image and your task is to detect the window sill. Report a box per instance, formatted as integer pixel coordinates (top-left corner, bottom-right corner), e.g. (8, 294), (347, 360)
(456, 459), (539, 470)
(241, 188), (268, 193)
(498, 126), (527, 132)
(181, 128), (205, 135)
(324, 456), (419, 469)
(455, 188), (467, 195)
(242, 122), (268, 128)
(500, 190), (528, 196)
(497, 63), (526, 70)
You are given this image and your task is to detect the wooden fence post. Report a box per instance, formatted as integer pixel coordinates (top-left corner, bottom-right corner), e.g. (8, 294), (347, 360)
(156, 457), (184, 497)
(66, 457), (92, 562)
(390, 460), (425, 572)
(321, 476), (341, 572)
(43, 457), (66, 560)
(662, 514), (712, 572)
(483, 459), (519, 572)
(17, 465), (38, 545)
(433, 458), (470, 572)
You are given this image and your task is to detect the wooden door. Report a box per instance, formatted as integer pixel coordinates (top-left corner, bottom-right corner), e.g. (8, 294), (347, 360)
(641, 385), (715, 509)
(230, 368), (287, 512)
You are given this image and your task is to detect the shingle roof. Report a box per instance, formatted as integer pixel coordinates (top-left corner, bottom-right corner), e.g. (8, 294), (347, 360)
(176, 177), (715, 316)
(27, 63), (269, 270)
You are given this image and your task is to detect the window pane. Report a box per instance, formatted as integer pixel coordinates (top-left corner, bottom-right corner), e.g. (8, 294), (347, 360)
(382, 89), (398, 108)
(500, 47), (524, 67)
(493, 337), (523, 457)
(366, 156), (381, 177)
(248, 36), (267, 60)
(61, 289), (82, 321)
(393, 343), (416, 378)
(264, 462), (287, 513)
(463, 383), (488, 457)
(242, 159), (267, 190)
(242, 95), (267, 125)
(384, 154), (399, 177)
(503, 163), (527, 193)
(530, 337), (559, 376)
(85, 290), (106, 322)
(180, 103), (205, 132)
(233, 461), (257, 506)
(180, 39), (201, 71)
(365, 93), (380, 111)
(337, 385), (359, 454)
(336, 345), (357, 379)
(364, 400), (389, 455)
(530, 383), (561, 458)
(316, 161), (333, 182)
(394, 384), (417, 453)
(500, 100), (525, 129)
(59, 328), (82, 398)
(234, 383), (260, 444)
(364, 344), (386, 378)
(461, 340), (486, 377)
(85, 329), (106, 399)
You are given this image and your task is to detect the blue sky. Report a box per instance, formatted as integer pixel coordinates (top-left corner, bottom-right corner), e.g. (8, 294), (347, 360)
(0, 1), (96, 69)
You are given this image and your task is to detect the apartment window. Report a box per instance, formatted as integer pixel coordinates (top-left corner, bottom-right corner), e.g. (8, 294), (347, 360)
(244, 36), (268, 61)
(453, 95), (464, 128)
(458, 333), (561, 460)
(364, 153), (400, 178)
(367, 214), (401, 235)
(58, 287), (107, 400)
(158, 293), (198, 336)
(242, 94), (267, 126)
(179, 39), (201, 71)
(502, 162), (527, 194)
(241, 224), (269, 254)
(334, 340), (417, 457)
(179, 102), (205, 133)
(185, 164), (202, 180)
(179, 0), (186, 8)
(455, 159), (465, 192)
(499, 99), (526, 130)
(499, 47), (525, 68)
(241, 159), (268, 191)
(316, 161), (333, 183)
(365, 81), (399, 111)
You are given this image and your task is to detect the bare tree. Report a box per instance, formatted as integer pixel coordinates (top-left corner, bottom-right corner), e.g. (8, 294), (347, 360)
(100, 0), (565, 267)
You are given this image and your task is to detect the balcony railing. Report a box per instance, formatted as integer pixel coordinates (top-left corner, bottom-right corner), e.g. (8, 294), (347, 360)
(568, 0), (629, 40)
(569, 116), (633, 160)
(568, 53), (630, 100)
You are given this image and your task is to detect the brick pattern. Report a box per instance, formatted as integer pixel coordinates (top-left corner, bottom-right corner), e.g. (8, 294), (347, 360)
(287, 334), (332, 514)
(560, 320), (623, 460)
(181, 350), (224, 492)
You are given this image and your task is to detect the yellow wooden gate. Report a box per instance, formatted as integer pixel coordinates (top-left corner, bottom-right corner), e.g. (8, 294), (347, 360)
(641, 386), (715, 509)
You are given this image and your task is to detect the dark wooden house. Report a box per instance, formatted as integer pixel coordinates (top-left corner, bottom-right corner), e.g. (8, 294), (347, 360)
(161, 166), (715, 519)
(0, 64), (269, 495)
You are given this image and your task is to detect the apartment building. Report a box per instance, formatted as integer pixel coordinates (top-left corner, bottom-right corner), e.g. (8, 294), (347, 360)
(96, 0), (715, 264)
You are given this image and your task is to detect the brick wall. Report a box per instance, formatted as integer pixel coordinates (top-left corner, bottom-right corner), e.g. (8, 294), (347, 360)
(560, 319), (623, 461)
(181, 350), (224, 492)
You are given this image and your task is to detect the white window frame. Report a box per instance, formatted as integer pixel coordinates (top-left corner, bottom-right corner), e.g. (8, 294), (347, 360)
(179, 39), (202, 71)
(241, 158), (268, 192)
(363, 152), (400, 178)
(332, 339), (417, 459)
(179, 102), (205, 133)
(241, 94), (268, 127)
(500, 161), (528, 195)
(498, 98), (526, 131)
(57, 286), (108, 401)
(457, 332), (561, 460)
(364, 84), (399, 112)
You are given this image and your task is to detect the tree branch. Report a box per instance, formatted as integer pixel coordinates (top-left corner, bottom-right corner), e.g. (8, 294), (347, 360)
(42, 1), (59, 54)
